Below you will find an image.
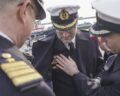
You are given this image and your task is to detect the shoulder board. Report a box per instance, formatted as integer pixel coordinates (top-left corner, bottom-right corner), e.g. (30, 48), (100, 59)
(0, 61), (43, 92)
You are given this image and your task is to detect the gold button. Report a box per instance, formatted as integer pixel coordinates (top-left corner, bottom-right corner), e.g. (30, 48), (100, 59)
(1, 53), (12, 59)
(6, 58), (15, 63)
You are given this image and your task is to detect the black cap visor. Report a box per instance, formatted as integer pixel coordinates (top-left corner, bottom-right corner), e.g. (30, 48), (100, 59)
(90, 15), (120, 36)
(32, 0), (46, 20)
(90, 22), (111, 36)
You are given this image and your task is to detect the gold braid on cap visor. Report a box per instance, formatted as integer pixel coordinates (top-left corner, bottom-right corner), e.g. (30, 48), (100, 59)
(53, 19), (77, 30)
(90, 26), (111, 35)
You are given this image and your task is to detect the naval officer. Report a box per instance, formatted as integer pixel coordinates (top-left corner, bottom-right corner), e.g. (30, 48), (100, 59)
(32, 4), (102, 96)
(55, 0), (120, 96)
(0, 0), (55, 96)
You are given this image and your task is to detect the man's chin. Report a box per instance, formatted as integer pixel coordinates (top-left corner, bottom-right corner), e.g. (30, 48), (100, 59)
(62, 39), (72, 43)
(62, 40), (71, 44)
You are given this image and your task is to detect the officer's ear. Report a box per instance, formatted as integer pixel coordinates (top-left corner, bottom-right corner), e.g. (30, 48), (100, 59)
(17, 0), (32, 24)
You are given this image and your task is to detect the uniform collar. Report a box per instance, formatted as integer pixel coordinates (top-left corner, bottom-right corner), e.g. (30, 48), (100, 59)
(0, 35), (15, 49)
(64, 36), (76, 50)
(0, 32), (13, 43)
(104, 54), (117, 71)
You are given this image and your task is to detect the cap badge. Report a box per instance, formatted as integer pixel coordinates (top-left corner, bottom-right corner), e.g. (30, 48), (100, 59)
(6, 58), (15, 63)
(59, 9), (69, 20)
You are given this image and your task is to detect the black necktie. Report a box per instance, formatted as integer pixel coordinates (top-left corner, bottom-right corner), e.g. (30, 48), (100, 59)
(69, 42), (75, 52)
(68, 42), (76, 60)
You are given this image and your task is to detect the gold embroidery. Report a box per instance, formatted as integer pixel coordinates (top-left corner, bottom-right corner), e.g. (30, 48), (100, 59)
(59, 9), (69, 20)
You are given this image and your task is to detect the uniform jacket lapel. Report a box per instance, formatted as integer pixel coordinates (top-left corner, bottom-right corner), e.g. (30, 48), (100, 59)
(76, 31), (99, 77)
(112, 54), (120, 72)
(76, 32), (90, 75)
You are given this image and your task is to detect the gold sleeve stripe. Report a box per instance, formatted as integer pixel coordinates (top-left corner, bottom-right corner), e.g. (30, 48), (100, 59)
(12, 72), (42, 86)
(0, 61), (43, 87)
(7, 68), (36, 78)
(1, 61), (26, 69)
(4, 65), (30, 72)
(53, 19), (77, 29)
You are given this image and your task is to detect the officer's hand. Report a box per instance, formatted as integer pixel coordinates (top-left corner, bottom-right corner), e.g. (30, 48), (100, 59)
(55, 54), (79, 76)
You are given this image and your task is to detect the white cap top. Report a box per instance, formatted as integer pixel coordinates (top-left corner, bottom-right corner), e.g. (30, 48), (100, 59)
(92, 0), (120, 24)
(47, 5), (80, 16)
(47, 4), (80, 31)
(90, 0), (120, 35)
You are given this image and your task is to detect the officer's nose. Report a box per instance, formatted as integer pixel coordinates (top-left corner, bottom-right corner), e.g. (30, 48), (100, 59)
(98, 36), (106, 43)
(98, 36), (111, 52)
(62, 32), (70, 38)
(98, 37), (103, 43)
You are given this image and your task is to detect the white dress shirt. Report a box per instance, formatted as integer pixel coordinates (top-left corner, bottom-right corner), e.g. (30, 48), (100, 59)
(64, 36), (76, 50)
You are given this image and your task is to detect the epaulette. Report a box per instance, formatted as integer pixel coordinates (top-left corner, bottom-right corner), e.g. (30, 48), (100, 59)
(0, 53), (43, 92)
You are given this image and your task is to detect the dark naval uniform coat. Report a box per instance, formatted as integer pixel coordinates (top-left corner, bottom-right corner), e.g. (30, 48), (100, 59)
(0, 36), (55, 96)
(32, 30), (103, 96)
(73, 54), (120, 96)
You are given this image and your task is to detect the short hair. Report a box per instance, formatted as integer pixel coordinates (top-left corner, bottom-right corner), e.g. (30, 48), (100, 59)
(0, 0), (21, 12)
